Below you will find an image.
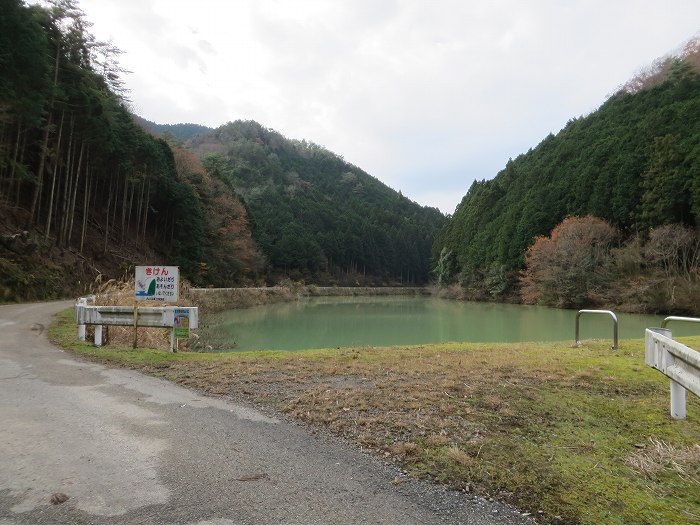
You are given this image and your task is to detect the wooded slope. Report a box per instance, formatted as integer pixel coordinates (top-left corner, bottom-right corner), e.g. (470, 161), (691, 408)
(0, 0), (262, 299)
(189, 121), (445, 284)
(435, 47), (700, 309)
(0, 0), (443, 300)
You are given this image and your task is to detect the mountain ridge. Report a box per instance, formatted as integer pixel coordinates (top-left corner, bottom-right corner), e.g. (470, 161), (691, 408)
(186, 119), (445, 284)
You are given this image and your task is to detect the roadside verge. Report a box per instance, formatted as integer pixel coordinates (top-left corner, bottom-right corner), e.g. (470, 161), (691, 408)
(50, 308), (700, 525)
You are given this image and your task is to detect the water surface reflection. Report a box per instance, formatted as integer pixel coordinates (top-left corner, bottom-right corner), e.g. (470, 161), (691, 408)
(200, 296), (692, 352)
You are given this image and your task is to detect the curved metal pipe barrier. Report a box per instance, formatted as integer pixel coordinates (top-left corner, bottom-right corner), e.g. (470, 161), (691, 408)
(661, 316), (700, 330)
(575, 309), (618, 349)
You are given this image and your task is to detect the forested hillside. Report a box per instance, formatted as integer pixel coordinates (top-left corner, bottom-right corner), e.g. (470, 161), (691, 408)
(0, 0), (443, 301)
(189, 121), (445, 284)
(435, 41), (700, 313)
(0, 0), (262, 300)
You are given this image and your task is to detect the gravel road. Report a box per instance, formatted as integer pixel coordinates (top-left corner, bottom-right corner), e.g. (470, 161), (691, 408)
(0, 300), (534, 525)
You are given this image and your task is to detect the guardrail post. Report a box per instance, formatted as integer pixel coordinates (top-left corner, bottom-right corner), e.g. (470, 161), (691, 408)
(77, 298), (87, 341)
(133, 305), (139, 349)
(95, 324), (103, 347)
(645, 327), (700, 420)
(576, 310), (618, 349)
(655, 327), (688, 419)
(671, 379), (687, 419)
(657, 317), (700, 419)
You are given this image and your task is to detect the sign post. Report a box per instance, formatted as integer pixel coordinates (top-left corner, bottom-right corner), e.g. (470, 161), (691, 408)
(135, 265), (180, 351)
(172, 308), (190, 352)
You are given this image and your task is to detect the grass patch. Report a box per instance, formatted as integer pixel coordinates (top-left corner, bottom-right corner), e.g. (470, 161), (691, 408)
(50, 308), (700, 524)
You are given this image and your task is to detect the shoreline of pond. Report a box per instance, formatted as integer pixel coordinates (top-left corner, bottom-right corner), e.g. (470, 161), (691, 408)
(190, 285), (430, 313)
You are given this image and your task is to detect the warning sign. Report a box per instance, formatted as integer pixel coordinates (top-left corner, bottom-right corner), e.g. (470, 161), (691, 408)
(135, 266), (179, 302)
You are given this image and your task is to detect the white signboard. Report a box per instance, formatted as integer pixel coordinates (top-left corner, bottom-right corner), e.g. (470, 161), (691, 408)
(135, 266), (179, 302)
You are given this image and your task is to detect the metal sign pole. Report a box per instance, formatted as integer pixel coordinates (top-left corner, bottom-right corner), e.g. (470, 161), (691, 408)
(133, 304), (139, 349)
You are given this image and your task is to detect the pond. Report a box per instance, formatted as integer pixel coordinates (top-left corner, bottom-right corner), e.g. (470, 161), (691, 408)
(197, 296), (699, 352)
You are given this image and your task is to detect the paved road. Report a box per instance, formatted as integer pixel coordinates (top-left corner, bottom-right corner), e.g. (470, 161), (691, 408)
(0, 301), (533, 525)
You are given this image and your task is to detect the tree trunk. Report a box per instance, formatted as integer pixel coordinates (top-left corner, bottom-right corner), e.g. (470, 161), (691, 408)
(135, 168), (145, 245)
(80, 159), (91, 254)
(29, 42), (60, 226)
(67, 140), (85, 247)
(141, 176), (151, 246)
(14, 130), (28, 207)
(45, 109), (66, 239)
(59, 118), (75, 246)
(111, 169), (119, 237)
(2, 122), (21, 203)
(127, 175), (136, 236)
(120, 170), (128, 241)
(104, 175), (113, 253)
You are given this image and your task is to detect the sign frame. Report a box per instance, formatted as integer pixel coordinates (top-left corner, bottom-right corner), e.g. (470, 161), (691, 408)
(135, 266), (179, 302)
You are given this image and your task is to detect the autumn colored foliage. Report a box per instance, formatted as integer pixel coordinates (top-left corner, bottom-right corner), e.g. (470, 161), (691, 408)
(521, 216), (617, 308)
(172, 148), (264, 285)
(520, 216), (700, 314)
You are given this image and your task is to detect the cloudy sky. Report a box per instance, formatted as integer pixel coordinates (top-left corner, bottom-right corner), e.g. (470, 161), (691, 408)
(74, 0), (700, 213)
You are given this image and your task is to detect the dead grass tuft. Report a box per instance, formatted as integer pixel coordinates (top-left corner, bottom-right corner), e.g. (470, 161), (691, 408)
(445, 446), (474, 467)
(426, 434), (450, 446)
(390, 442), (422, 457)
(625, 437), (700, 484)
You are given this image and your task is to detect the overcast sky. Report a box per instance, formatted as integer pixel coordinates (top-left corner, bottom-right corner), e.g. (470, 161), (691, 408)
(72, 0), (700, 214)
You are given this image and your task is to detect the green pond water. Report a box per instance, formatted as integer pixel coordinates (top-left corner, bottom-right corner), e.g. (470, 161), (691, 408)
(199, 296), (699, 352)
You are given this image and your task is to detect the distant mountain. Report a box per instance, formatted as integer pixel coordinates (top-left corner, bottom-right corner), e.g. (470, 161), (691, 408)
(188, 120), (445, 284)
(435, 38), (700, 307)
(134, 116), (213, 141)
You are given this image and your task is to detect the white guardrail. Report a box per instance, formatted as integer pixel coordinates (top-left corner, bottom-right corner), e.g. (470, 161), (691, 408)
(75, 298), (198, 353)
(645, 327), (700, 419)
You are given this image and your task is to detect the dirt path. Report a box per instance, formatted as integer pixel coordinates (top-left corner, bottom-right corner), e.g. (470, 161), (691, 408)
(0, 301), (532, 525)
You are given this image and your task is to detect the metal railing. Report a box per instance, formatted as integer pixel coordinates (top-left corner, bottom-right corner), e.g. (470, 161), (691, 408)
(575, 309), (618, 349)
(661, 316), (700, 330)
(75, 300), (198, 352)
(646, 327), (700, 419)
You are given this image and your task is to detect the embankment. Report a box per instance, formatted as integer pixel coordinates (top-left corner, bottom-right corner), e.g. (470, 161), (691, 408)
(190, 286), (428, 313)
